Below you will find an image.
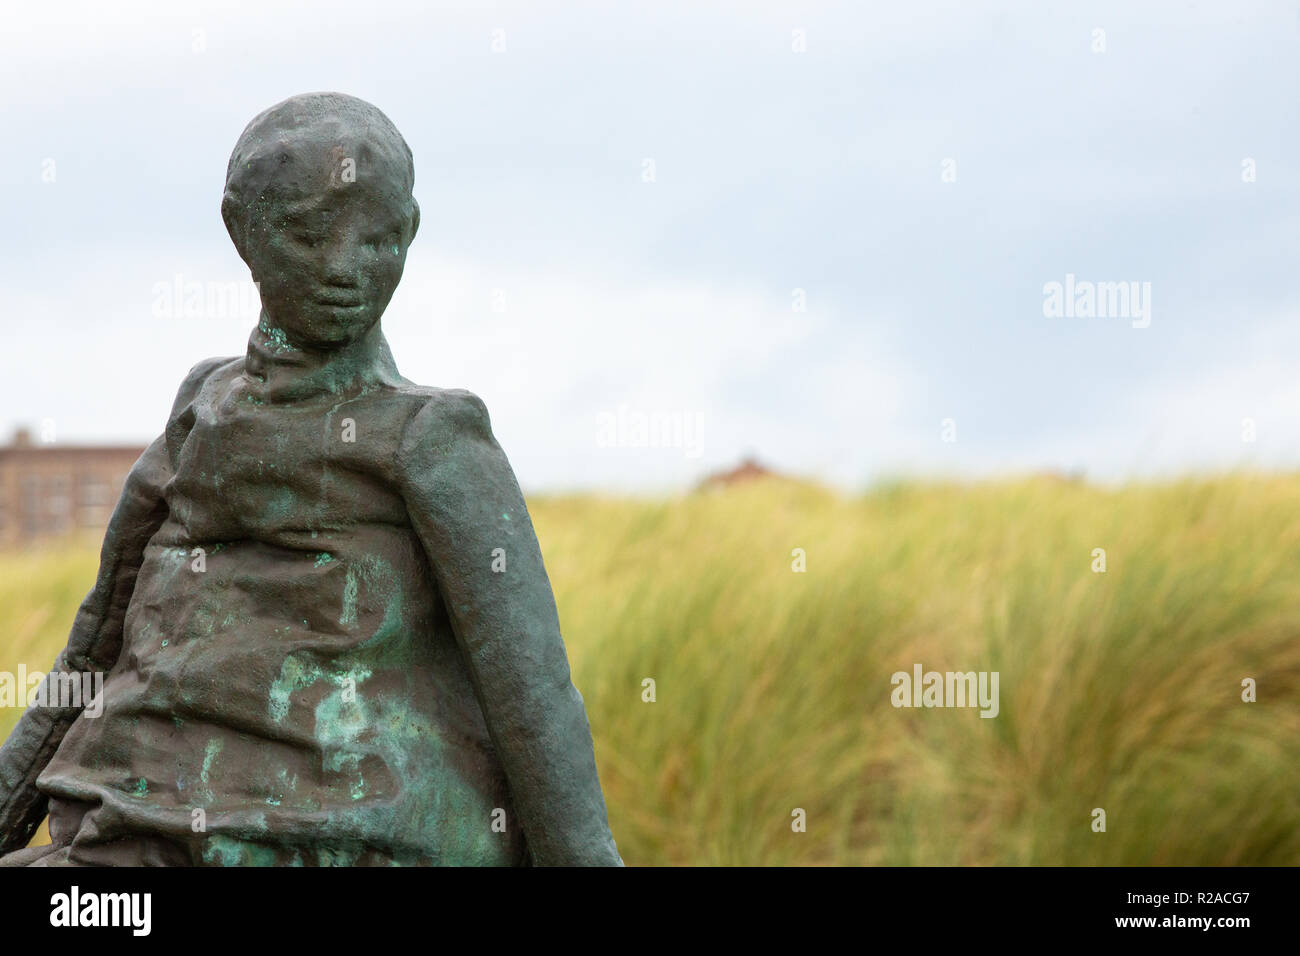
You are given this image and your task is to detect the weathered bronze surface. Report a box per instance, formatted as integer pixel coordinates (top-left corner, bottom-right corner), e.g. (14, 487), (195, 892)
(0, 93), (621, 866)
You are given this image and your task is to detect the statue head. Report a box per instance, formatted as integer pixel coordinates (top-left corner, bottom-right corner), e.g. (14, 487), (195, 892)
(222, 92), (420, 350)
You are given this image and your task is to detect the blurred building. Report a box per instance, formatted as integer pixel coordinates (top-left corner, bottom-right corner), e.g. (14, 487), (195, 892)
(697, 455), (776, 489)
(0, 428), (145, 547)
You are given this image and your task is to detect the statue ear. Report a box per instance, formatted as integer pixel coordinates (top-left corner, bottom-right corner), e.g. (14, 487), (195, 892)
(221, 191), (250, 265)
(407, 198), (420, 245)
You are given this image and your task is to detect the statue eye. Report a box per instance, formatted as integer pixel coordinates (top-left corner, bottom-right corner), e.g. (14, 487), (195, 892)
(364, 230), (402, 254)
(281, 219), (324, 246)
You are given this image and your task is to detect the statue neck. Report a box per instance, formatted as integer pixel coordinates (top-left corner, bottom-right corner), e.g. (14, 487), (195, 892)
(242, 312), (403, 402)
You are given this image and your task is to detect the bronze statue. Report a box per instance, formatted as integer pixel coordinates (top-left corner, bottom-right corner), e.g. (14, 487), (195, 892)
(0, 92), (621, 866)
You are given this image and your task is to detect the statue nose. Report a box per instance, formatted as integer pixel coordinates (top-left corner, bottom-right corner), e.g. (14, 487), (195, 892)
(317, 225), (369, 284)
(320, 249), (360, 287)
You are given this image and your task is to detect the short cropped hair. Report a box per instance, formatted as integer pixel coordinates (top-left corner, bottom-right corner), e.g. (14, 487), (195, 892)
(222, 92), (416, 254)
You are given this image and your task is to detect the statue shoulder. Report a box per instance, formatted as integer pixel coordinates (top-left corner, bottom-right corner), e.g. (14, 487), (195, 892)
(162, 356), (240, 461)
(170, 355), (241, 418)
(394, 387), (499, 484)
(402, 386), (494, 446)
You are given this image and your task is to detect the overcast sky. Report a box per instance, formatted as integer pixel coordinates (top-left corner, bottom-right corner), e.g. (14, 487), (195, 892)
(2, 0), (1297, 491)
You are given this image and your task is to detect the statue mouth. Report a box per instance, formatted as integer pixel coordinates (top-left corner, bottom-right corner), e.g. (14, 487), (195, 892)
(311, 293), (366, 308)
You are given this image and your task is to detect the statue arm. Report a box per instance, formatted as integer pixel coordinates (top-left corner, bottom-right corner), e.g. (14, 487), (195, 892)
(396, 390), (622, 866)
(0, 434), (170, 852)
(0, 356), (224, 854)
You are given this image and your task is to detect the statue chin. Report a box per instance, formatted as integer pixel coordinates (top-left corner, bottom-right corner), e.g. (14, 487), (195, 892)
(267, 310), (378, 352)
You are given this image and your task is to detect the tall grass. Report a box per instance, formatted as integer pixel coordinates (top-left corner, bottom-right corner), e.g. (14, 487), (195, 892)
(2, 477), (1297, 864)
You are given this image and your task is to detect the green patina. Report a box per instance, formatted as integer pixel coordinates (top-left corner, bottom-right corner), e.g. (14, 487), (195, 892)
(259, 767), (298, 811)
(261, 485), (300, 527)
(306, 647), (500, 859)
(339, 566), (360, 628)
(196, 738), (224, 805)
(259, 555), (506, 857)
(268, 652), (374, 726)
(202, 834), (278, 867)
(257, 317), (299, 354)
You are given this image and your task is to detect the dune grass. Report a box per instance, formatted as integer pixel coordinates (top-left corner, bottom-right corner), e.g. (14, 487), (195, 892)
(2, 475), (1297, 865)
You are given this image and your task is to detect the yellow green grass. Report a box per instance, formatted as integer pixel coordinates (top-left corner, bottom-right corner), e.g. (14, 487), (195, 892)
(2, 475), (1298, 865)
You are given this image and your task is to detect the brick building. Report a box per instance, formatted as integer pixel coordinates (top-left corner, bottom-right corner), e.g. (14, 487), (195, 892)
(0, 428), (146, 547)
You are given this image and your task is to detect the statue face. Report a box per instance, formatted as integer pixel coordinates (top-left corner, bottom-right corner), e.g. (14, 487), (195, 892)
(238, 147), (416, 350)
